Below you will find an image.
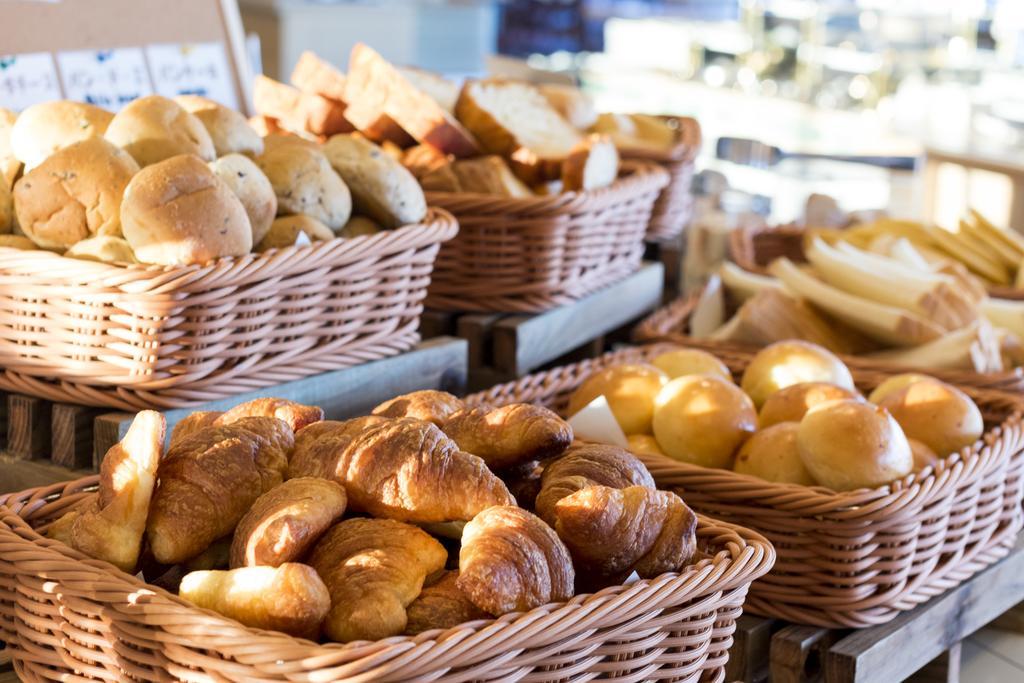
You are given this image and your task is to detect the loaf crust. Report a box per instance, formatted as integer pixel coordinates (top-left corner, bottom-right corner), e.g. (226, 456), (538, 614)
(105, 95), (215, 166)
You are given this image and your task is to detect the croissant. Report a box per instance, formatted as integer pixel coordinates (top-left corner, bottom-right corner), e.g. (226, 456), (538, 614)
(535, 443), (655, 524)
(441, 404), (573, 469)
(48, 411), (164, 572)
(308, 517), (447, 642)
(500, 460), (545, 511)
(216, 397), (324, 432)
(146, 418), (292, 564)
(287, 416), (387, 480)
(290, 417), (515, 523)
(230, 477), (347, 568)
(179, 563), (330, 639)
(457, 506), (574, 616)
(554, 485), (698, 579)
(373, 390), (464, 426)
(169, 411), (221, 447)
(405, 571), (489, 635)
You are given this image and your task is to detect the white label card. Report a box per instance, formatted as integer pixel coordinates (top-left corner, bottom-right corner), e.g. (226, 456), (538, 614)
(146, 42), (238, 110)
(567, 396), (629, 448)
(57, 48), (153, 111)
(0, 52), (62, 111)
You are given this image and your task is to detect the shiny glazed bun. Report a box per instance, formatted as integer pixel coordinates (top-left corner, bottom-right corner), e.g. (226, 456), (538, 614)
(741, 340), (854, 408)
(651, 348), (732, 381)
(758, 382), (861, 428)
(877, 379), (983, 457)
(567, 364), (668, 435)
(733, 422), (815, 485)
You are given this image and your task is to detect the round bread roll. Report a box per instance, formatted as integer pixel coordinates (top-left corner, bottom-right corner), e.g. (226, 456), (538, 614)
(261, 133), (319, 153)
(257, 214), (335, 251)
(877, 379), (983, 457)
(0, 235), (38, 250)
(733, 422), (815, 485)
(121, 154), (252, 265)
(175, 95), (264, 158)
(339, 216), (381, 239)
(0, 182), (11, 234)
(651, 348), (731, 381)
(65, 235), (137, 264)
(0, 107), (19, 189)
(797, 399), (913, 491)
(105, 96), (215, 167)
(567, 363), (668, 435)
(759, 382), (861, 428)
(741, 340), (854, 408)
(909, 438), (940, 472)
(11, 101), (113, 170)
(652, 375), (757, 469)
(208, 154), (277, 244)
(867, 373), (932, 404)
(626, 433), (665, 458)
(13, 137), (139, 249)
(256, 144), (351, 230)
(323, 134), (427, 228)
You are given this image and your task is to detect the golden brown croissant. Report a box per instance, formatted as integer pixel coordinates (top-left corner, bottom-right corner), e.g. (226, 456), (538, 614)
(405, 571), (489, 635)
(308, 517), (447, 642)
(287, 416), (387, 480)
(373, 390), (464, 426)
(169, 411), (221, 447)
(230, 478), (347, 568)
(441, 404), (573, 469)
(293, 419), (348, 454)
(500, 460), (545, 511)
(146, 418), (292, 564)
(457, 506), (574, 616)
(179, 563), (330, 639)
(216, 397), (324, 432)
(50, 411), (165, 572)
(554, 485), (698, 580)
(535, 443), (656, 525)
(290, 417), (515, 523)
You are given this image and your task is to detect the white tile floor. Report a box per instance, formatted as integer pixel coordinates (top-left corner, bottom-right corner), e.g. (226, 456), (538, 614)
(960, 627), (1024, 682)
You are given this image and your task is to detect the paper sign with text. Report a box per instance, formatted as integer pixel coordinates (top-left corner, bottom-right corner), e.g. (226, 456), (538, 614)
(147, 42), (239, 110)
(0, 52), (62, 111)
(57, 48), (153, 111)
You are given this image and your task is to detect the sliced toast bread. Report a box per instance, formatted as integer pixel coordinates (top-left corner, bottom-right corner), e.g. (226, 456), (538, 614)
(290, 51), (348, 102)
(561, 135), (620, 192)
(253, 75), (352, 137)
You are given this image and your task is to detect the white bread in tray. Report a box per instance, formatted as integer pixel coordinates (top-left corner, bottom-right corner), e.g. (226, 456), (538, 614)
(344, 44), (478, 157)
(562, 135), (619, 192)
(455, 78), (584, 185)
(291, 51), (348, 102)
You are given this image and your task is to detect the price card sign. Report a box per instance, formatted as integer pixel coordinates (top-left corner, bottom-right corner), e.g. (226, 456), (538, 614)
(0, 52), (62, 111)
(57, 48), (153, 111)
(147, 42), (239, 109)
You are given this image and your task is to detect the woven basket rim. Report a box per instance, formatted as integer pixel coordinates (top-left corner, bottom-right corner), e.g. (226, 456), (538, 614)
(616, 115), (702, 164)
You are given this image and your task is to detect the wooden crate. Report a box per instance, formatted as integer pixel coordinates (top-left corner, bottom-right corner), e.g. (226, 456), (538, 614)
(644, 236), (685, 299)
(420, 262), (664, 390)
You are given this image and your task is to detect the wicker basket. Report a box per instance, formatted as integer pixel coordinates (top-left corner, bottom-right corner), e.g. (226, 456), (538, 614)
(0, 477), (774, 683)
(0, 210), (457, 411)
(424, 162), (669, 313)
(468, 343), (1024, 628)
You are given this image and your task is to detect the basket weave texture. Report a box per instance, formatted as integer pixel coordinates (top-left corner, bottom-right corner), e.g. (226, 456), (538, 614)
(0, 210), (457, 411)
(0, 477), (774, 683)
(468, 343), (1024, 628)
(424, 162), (669, 313)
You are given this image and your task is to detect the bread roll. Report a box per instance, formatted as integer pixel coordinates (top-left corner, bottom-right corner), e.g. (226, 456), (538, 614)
(105, 96), (215, 167)
(256, 143), (351, 230)
(450, 156), (533, 197)
(11, 101), (113, 169)
(0, 108), (19, 189)
(909, 438), (940, 471)
(121, 154), (252, 265)
(626, 433), (665, 457)
(741, 340), (855, 408)
(797, 399), (913, 491)
(653, 375), (757, 469)
(208, 154), (277, 244)
(567, 363), (668, 435)
(65, 235), (137, 264)
(651, 348), (731, 381)
(733, 422), (815, 485)
(256, 214), (334, 251)
(339, 215), (381, 238)
(323, 134), (426, 228)
(0, 235), (38, 250)
(13, 137), (139, 249)
(867, 373), (931, 404)
(758, 382), (861, 428)
(0, 182), (11, 234)
(175, 95), (263, 158)
(877, 379), (983, 456)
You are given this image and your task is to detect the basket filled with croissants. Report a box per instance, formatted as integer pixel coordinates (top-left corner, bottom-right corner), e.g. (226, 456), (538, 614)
(0, 94), (457, 411)
(468, 341), (1024, 629)
(0, 393), (774, 682)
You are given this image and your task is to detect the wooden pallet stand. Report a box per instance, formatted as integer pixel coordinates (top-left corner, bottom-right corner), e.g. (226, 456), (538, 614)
(644, 236), (685, 299)
(420, 262), (664, 391)
(0, 337), (467, 494)
(725, 535), (1024, 683)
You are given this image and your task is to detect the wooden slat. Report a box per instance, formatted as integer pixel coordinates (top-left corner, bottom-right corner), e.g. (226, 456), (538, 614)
(646, 237), (685, 299)
(6, 395), (52, 460)
(724, 614), (776, 683)
(457, 314), (502, 370)
(491, 262), (664, 376)
(770, 625), (842, 683)
(906, 642), (960, 683)
(93, 412), (136, 468)
(0, 454), (89, 494)
(990, 601), (1024, 633)
(418, 310), (457, 339)
(51, 404), (100, 470)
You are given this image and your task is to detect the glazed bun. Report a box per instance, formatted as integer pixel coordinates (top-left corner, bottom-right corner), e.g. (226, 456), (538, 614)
(65, 235), (137, 264)
(105, 96), (215, 167)
(909, 438), (940, 472)
(741, 340), (854, 408)
(11, 101), (113, 169)
(651, 348), (731, 381)
(175, 95), (264, 158)
(208, 154), (277, 244)
(759, 382), (861, 428)
(733, 422), (815, 485)
(0, 235), (38, 250)
(626, 434), (665, 458)
(867, 373), (932, 404)
(13, 137), (139, 249)
(567, 364), (668, 435)
(339, 216), (381, 239)
(877, 379), (983, 457)
(256, 214), (335, 251)
(0, 107), (18, 189)
(652, 375), (757, 469)
(797, 399), (913, 491)
(0, 182), (11, 234)
(121, 154), (252, 265)
(256, 143), (352, 231)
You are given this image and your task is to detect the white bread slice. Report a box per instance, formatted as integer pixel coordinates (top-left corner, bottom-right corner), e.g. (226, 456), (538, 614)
(398, 66), (459, 114)
(344, 43), (478, 157)
(253, 75), (352, 137)
(538, 83), (598, 130)
(452, 156), (533, 197)
(290, 51), (348, 102)
(456, 78), (583, 184)
(561, 135), (619, 192)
